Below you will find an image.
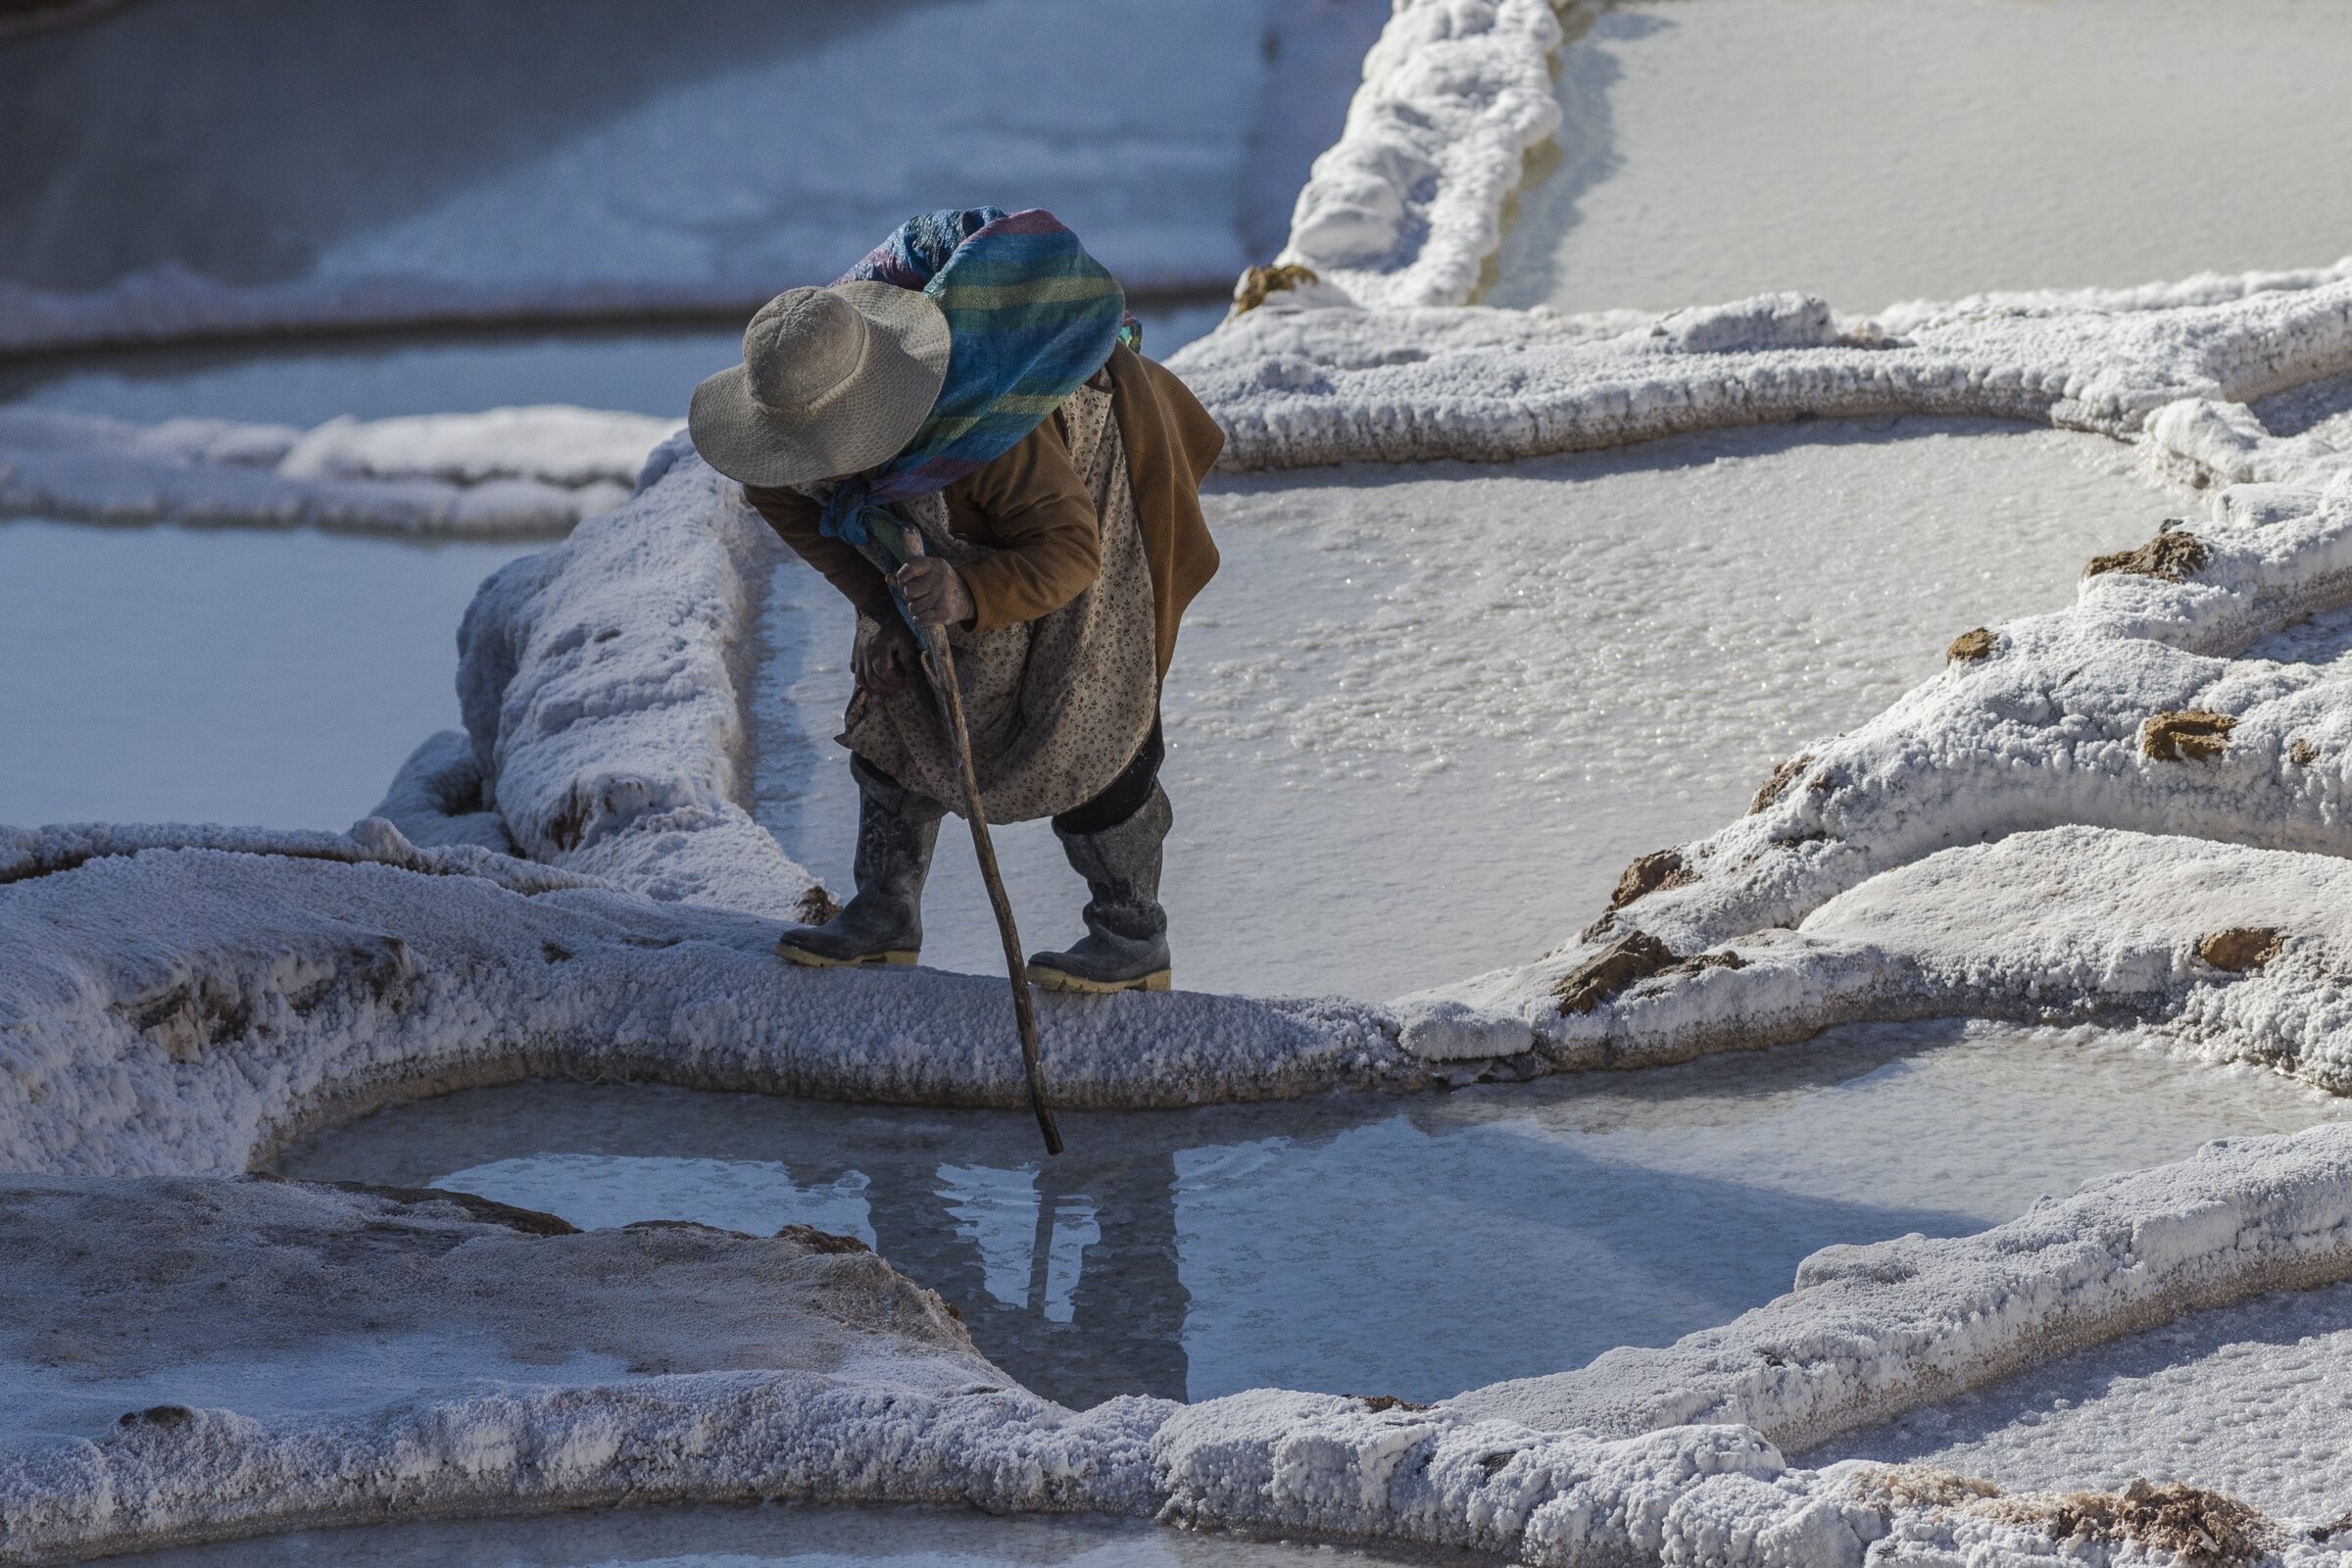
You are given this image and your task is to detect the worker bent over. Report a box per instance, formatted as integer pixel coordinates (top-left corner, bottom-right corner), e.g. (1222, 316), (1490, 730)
(687, 208), (1221, 994)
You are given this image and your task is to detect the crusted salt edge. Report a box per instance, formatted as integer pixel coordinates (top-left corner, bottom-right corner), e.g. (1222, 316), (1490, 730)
(23, 633), (2352, 1556)
(0, 405), (673, 538)
(1277, 0), (1566, 311)
(1532, 828), (2352, 1091)
(0, 829), (1407, 1176)
(1447, 1105), (2352, 1455)
(1170, 262), (2352, 470)
(0, 816), (589, 895)
(449, 440), (835, 922)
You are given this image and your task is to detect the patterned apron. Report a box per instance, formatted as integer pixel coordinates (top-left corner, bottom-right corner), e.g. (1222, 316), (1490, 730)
(836, 381), (1158, 823)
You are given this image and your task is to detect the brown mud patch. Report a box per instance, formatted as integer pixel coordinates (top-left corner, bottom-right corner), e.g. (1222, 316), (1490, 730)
(1611, 849), (1695, 908)
(2143, 710), (2235, 761)
(2198, 927), (2282, 972)
(1946, 627), (1998, 662)
(2086, 526), (2208, 583)
(1749, 754), (1814, 813)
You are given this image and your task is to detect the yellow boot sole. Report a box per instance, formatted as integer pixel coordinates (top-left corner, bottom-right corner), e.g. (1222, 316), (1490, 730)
(777, 943), (918, 968)
(1028, 966), (1172, 995)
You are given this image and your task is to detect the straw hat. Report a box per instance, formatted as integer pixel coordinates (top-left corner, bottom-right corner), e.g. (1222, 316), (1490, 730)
(689, 281), (953, 488)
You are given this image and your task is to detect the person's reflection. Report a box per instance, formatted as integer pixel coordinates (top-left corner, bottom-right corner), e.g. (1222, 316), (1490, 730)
(859, 1142), (1188, 1407)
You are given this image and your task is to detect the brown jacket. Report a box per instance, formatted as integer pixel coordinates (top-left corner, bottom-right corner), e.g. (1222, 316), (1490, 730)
(745, 344), (1223, 679)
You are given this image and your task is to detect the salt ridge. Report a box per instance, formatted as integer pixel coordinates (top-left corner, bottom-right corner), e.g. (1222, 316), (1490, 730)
(0, 404), (671, 537)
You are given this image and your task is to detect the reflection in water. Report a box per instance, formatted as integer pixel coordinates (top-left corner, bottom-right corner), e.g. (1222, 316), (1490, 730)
(279, 1019), (2351, 1408)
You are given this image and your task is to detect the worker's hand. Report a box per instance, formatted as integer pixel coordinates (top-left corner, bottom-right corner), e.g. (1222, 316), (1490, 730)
(893, 557), (975, 629)
(856, 613), (919, 697)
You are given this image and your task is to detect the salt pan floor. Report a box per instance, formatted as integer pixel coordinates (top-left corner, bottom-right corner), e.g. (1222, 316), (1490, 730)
(281, 1020), (2349, 1412)
(2, 0), (1373, 309)
(108, 1501), (1456, 1568)
(1486, 0), (2352, 316)
(0, 519), (525, 830)
(756, 417), (2184, 998)
(1814, 1276), (2352, 1524)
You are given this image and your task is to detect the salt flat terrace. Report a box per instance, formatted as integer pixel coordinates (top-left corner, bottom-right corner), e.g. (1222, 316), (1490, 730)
(1488, 0), (2352, 317)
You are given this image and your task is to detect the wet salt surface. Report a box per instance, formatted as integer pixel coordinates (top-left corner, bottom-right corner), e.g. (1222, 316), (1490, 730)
(279, 1021), (2349, 1411)
(0, 519), (526, 830)
(109, 1501), (1457, 1567)
(1813, 1277), (2352, 1523)
(1487, 0), (2352, 317)
(756, 417), (2181, 999)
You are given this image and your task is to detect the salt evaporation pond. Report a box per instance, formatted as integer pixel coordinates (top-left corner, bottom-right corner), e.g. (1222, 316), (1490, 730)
(281, 1020), (2349, 1412)
(1487, 0), (2352, 316)
(758, 417), (2183, 998)
(0, 519), (525, 830)
(1, 0), (1375, 320)
(1815, 1276), (2352, 1523)
(110, 1501), (1459, 1568)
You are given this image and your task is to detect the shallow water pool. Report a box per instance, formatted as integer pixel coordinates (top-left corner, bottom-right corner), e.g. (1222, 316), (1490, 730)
(0, 519), (526, 830)
(1488, 0), (2352, 316)
(109, 1501), (1458, 1567)
(281, 1021), (2348, 1412)
(756, 416), (2182, 999)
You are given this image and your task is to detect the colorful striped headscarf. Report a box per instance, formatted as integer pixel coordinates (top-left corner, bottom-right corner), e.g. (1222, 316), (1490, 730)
(815, 207), (1132, 555)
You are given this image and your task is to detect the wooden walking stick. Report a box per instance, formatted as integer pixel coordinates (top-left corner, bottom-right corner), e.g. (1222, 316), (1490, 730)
(871, 518), (1063, 1156)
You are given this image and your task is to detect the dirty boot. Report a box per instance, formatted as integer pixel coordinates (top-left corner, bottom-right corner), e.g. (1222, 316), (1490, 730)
(778, 760), (943, 968)
(1028, 784), (1173, 994)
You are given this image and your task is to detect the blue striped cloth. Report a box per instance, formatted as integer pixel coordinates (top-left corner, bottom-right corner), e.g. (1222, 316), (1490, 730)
(816, 208), (1131, 563)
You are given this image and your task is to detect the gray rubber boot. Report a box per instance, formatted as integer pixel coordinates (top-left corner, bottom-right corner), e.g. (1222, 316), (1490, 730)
(778, 760), (944, 967)
(1028, 784), (1173, 993)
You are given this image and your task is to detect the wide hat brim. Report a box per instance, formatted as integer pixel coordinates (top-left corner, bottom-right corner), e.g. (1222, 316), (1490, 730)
(689, 279), (953, 490)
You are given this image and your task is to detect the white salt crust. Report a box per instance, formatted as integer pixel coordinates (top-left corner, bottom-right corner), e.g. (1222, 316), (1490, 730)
(0, 404), (672, 537)
(1276, 0), (1569, 311)
(1168, 265), (2352, 471)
